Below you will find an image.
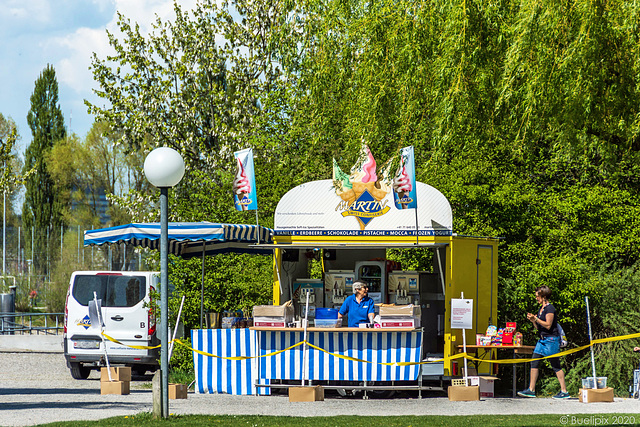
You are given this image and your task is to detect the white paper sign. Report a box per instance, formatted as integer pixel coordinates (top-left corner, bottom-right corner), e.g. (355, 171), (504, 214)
(451, 298), (473, 330)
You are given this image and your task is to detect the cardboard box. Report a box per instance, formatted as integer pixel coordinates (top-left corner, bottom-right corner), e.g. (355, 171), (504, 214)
(379, 304), (421, 317)
(288, 386), (324, 402)
(448, 385), (480, 401)
(468, 376), (499, 398)
(100, 367), (132, 382)
(101, 380), (130, 395)
(380, 317), (420, 328)
(253, 317), (289, 328)
(253, 302), (294, 327)
(579, 387), (614, 403)
(169, 383), (188, 399)
(252, 302), (294, 318)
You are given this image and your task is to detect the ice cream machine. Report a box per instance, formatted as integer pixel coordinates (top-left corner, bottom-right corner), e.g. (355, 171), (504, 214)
(293, 279), (323, 319)
(323, 270), (355, 308)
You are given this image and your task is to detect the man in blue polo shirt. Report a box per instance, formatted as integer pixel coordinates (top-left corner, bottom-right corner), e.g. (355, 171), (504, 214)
(338, 281), (375, 327)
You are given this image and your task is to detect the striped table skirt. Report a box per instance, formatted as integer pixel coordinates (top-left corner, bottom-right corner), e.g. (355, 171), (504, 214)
(192, 329), (269, 395)
(192, 329), (422, 395)
(257, 330), (423, 382)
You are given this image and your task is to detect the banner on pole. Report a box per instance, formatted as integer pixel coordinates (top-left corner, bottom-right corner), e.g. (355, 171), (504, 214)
(233, 148), (258, 211)
(393, 146), (417, 210)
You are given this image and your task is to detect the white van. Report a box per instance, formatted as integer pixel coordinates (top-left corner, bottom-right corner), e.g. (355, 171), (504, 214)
(63, 271), (160, 379)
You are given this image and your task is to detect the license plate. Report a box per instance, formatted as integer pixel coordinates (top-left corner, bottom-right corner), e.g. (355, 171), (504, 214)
(73, 340), (101, 349)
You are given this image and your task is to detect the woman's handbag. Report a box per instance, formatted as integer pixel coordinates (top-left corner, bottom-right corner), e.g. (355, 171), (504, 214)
(557, 323), (568, 348)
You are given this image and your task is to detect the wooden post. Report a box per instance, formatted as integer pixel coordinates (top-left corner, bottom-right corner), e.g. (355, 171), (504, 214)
(153, 371), (162, 419)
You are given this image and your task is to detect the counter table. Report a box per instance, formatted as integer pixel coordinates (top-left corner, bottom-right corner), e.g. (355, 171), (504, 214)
(192, 327), (434, 396)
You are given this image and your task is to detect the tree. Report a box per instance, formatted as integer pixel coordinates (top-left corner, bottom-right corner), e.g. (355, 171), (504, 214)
(22, 64), (66, 272)
(0, 114), (26, 208)
(87, 0), (304, 321)
(47, 121), (150, 229)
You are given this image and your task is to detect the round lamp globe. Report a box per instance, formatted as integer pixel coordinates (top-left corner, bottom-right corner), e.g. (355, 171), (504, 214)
(144, 147), (185, 188)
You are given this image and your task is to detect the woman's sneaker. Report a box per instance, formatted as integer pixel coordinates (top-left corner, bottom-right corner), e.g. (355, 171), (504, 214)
(517, 388), (535, 398)
(553, 391), (571, 399)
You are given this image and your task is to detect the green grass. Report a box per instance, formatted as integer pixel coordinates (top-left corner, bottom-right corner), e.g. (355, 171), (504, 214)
(168, 369), (195, 386)
(36, 413), (640, 427)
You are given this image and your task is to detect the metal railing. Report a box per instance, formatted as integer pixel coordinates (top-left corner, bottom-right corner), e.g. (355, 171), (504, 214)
(0, 312), (64, 335)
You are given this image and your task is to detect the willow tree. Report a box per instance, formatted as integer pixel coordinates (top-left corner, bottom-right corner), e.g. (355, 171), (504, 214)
(287, 0), (640, 394)
(22, 64), (67, 272)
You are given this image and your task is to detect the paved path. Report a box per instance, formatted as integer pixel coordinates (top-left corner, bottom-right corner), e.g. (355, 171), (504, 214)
(1, 352), (640, 426)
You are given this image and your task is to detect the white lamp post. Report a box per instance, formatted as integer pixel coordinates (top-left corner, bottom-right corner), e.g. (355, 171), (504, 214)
(143, 147), (184, 418)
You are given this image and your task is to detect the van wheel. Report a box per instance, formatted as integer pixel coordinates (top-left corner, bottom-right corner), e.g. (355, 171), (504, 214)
(70, 363), (91, 380)
(134, 367), (148, 376)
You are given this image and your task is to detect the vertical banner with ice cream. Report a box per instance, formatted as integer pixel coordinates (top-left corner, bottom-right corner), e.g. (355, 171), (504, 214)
(393, 146), (417, 210)
(233, 148), (258, 211)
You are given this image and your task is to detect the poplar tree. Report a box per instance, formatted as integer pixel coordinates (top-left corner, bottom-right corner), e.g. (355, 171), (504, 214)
(22, 64), (66, 272)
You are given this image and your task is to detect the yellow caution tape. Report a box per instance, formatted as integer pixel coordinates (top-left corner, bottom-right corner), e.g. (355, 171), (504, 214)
(101, 330), (640, 367)
(173, 338), (304, 360)
(101, 332), (161, 350)
(304, 341), (373, 364)
(305, 341), (466, 366)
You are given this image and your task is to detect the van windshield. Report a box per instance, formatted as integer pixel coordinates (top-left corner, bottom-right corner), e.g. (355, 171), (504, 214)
(72, 275), (146, 307)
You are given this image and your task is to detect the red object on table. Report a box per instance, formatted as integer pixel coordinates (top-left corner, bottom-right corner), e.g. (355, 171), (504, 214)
(502, 332), (513, 344)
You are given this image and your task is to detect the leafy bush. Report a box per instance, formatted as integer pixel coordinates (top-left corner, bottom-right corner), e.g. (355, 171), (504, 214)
(563, 263), (640, 396)
(168, 252), (273, 330)
(170, 336), (195, 374)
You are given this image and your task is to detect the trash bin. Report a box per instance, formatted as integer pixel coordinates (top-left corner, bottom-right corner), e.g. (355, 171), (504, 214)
(0, 292), (15, 335)
(207, 312), (221, 329)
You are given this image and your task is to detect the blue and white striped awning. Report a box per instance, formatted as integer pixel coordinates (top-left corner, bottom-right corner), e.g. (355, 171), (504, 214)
(84, 222), (273, 258)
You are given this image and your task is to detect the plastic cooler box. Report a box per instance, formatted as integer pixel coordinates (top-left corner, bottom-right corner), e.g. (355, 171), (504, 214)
(314, 318), (342, 328)
(313, 308), (340, 327)
(315, 308), (339, 319)
(582, 377), (607, 389)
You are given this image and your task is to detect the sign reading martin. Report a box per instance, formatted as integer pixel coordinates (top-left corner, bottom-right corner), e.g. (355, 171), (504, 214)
(274, 144), (452, 236)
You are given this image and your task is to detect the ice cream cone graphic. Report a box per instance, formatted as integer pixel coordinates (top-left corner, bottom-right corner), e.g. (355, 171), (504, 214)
(398, 191), (410, 209)
(333, 159), (356, 207)
(393, 160), (412, 209)
(233, 158), (251, 211)
(334, 144), (392, 230)
(339, 189), (356, 204)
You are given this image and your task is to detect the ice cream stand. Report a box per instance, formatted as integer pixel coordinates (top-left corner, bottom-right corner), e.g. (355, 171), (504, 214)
(233, 146), (500, 395)
(117, 146), (499, 396)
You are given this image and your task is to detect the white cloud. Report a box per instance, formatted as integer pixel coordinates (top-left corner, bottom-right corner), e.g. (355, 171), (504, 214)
(0, 0), (200, 146)
(51, 0), (200, 93)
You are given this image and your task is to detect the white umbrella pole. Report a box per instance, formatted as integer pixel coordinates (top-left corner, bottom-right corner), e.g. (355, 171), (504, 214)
(586, 296), (598, 389)
(461, 292), (468, 384)
(301, 290), (310, 386)
(200, 241), (205, 329)
(94, 292), (112, 381)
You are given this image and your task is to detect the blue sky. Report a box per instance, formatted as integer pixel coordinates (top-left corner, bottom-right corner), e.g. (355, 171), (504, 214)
(0, 0), (197, 154)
